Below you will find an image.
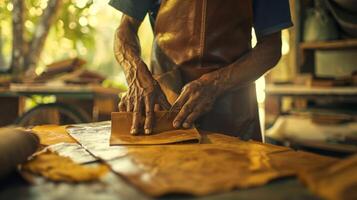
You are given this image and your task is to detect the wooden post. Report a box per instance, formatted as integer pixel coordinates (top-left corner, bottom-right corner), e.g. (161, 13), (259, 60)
(9, 0), (25, 76)
(0, 24), (6, 70)
(24, 0), (62, 75)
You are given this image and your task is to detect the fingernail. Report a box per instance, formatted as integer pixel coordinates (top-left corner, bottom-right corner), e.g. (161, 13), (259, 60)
(173, 121), (180, 128)
(144, 129), (152, 135)
(183, 123), (190, 129)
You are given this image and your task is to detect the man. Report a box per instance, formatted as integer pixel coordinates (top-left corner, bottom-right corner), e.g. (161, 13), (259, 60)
(110, 0), (292, 141)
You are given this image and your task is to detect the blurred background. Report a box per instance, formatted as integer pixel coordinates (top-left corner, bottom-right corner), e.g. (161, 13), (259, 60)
(1, 0), (135, 85)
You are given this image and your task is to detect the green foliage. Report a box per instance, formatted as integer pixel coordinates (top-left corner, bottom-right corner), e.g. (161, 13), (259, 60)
(0, 1), (11, 21)
(0, 0), (127, 90)
(56, 0), (95, 51)
(0, 0), (96, 67)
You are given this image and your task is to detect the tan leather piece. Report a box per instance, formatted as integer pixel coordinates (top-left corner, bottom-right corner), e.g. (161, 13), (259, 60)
(201, 132), (290, 153)
(299, 155), (357, 200)
(111, 111), (201, 145)
(108, 133), (337, 196)
(32, 125), (77, 146)
(22, 151), (108, 182)
(269, 150), (337, 172)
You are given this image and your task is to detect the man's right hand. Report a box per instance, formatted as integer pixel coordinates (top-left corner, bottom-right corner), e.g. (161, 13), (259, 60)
(118, 60), (171, 135)
(114, 15), (170, 135)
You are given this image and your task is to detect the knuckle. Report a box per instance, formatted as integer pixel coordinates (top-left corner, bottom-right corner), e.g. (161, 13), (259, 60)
(184, 117), (193, 124)
(145, 110), (154, 116)
(182, 105), (192, 113)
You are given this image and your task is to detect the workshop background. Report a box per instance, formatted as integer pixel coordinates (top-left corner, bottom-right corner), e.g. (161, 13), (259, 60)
(0, 0), (356, 199)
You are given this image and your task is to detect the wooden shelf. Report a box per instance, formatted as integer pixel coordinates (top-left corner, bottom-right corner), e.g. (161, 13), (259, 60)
(265, 84), (357, 96)
(300, 39), (357, 50)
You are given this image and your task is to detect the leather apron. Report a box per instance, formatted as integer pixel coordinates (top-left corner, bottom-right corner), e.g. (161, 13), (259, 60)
(151, 0), (262, 141)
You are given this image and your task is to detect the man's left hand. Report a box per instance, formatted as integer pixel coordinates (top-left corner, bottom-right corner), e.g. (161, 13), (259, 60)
(172, 77), (220, 129)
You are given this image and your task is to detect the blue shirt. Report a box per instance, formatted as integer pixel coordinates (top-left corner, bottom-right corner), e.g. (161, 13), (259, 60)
(109, 0), (292, 37)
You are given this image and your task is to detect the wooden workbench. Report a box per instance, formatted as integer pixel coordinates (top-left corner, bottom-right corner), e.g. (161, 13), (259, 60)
(0, 83), (122, 126)
(0, 122), (327, 200)
(0, 169), (318, 200)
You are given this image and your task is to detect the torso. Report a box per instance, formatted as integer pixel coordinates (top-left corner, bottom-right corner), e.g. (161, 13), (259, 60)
(151, 0), (262, 141)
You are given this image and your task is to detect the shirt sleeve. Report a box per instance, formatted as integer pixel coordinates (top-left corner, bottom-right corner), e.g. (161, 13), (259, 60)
(253, 0), (293, 37)
(109, 0), (155, 21)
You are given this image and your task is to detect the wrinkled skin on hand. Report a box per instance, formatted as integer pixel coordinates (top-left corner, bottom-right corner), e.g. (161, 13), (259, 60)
(172, 32), (283, 129)
(118, 63), (171, 135)
(172, 76), (221, 129)
(115, 15), (170, 135)
(115, 14), (282, 134)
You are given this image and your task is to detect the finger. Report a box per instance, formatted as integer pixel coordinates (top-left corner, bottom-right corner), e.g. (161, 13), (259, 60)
(144, 95), (155, 135)
(126, 96), (134, 112)
(173, 97), (196, 128)
(131, 96), (143, 135)
(118, 100), (126, 112)
(182, 109), (201, 129)
(118, 94), (127, 112)
(154, 104), (161, 111)
(158, 93), (171, 110)
(171, 88), (190, 113)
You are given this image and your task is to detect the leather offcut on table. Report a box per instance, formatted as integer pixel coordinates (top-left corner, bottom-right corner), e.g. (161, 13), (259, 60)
(107, 133), (337, 197)
(111, 111), (201, 145)
(32, 125), (98, 164)
(31, 123), (340, 198)
(32, 125), (77, 146)
(299, 154), (357, 200)
(21, 150), (108, 182)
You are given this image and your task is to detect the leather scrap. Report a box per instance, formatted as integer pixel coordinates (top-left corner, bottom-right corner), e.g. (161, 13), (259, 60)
(111, 111), (201, 145)
(107, 133), (337, 196)
(299, 154), (357, 200)
(21, 150), (108, 182)
(32, 125), (76, 146)
(30, 124), (340, 197)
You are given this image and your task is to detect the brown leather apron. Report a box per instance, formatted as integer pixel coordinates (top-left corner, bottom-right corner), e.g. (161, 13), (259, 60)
(151, 0), (262, 141)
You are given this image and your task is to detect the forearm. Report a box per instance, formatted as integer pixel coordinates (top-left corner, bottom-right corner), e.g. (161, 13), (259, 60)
(114, 15), (171, 134)
(114, 15), (154, 86)
(200, 32), (282, 96)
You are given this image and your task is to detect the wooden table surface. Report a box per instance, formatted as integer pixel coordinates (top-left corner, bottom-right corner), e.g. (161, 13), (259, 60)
(0, 120), (325, 200)
(0, 171), (318, 200)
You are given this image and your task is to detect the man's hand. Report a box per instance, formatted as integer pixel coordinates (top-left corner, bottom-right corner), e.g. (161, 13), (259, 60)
(172, 77), (220, 129)
(119, 61), (171, 135)
(171, 32), (282, 129)
(114, 15), (171, 135)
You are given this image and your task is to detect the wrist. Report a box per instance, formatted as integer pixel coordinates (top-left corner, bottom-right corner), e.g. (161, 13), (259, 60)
(126, 60), (155, 83)
(199, 72), (226, 97)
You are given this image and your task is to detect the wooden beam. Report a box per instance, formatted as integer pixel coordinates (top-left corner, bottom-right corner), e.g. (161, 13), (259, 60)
(9, 0), (25, 76)
(300, 39), (357, 50)
(24, 0), (62, 76)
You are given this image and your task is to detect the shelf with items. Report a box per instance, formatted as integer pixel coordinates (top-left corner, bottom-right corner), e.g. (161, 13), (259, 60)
(294, 0), (357, 75)
(264, 0), (357, 155)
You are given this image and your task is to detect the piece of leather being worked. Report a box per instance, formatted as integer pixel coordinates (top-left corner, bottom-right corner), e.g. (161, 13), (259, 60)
(110, 111), (201, 145)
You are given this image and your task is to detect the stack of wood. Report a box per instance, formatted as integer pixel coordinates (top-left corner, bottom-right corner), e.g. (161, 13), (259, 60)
(31, 58), (106, 85)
